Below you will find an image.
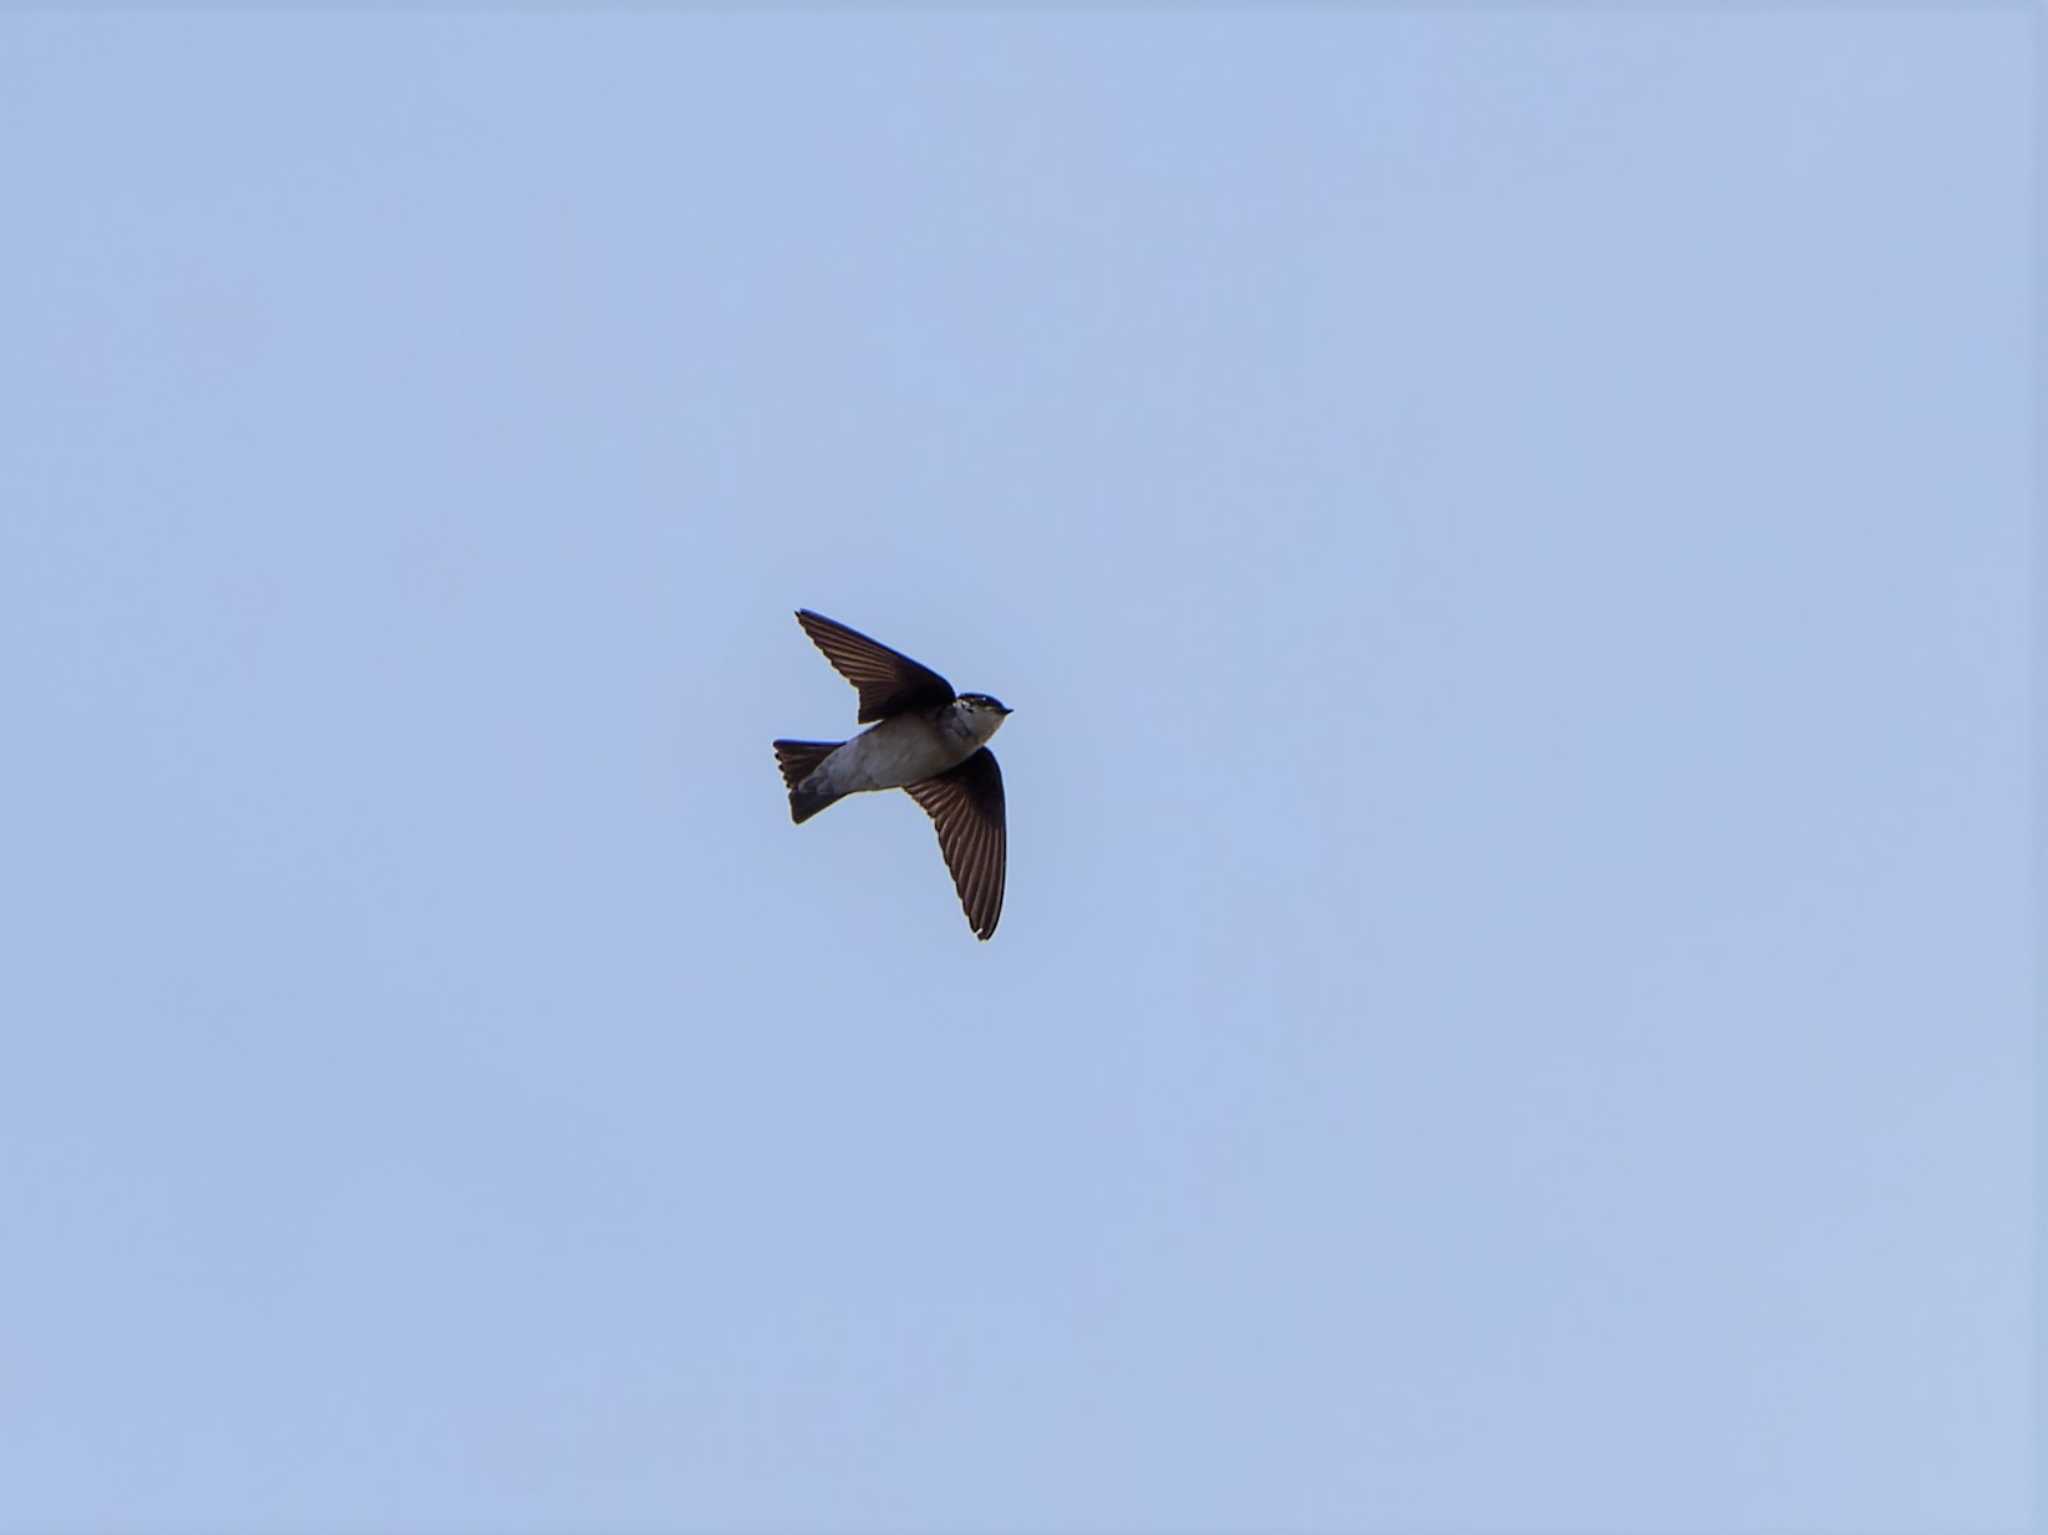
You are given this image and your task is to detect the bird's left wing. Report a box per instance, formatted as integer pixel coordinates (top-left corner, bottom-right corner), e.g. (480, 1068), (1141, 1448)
(796, 610), (956, 723)
(904, 748), (1006, 940)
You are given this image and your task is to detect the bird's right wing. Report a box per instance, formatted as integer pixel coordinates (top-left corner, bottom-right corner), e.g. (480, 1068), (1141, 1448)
(904, 748), (1005, 940)
(796, 609), (956, 723)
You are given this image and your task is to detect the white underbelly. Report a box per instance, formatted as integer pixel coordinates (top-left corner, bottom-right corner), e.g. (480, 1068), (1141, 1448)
(825, 716), (961, 793)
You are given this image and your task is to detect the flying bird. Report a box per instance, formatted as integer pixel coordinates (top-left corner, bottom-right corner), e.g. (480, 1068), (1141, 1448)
(772, 609), (1012, 940)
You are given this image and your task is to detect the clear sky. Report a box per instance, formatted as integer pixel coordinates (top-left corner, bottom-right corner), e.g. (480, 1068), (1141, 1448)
(0, 12), (2032, 1534)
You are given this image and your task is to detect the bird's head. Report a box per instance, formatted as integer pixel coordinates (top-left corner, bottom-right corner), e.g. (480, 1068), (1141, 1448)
(956, 693), (1012, 743)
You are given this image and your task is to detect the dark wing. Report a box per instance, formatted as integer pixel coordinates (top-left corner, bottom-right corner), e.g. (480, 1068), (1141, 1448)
(903, 748), (1005, 940)
(795, 609), (955, 723)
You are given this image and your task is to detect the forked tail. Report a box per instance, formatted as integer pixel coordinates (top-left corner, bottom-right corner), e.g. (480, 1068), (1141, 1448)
(772, 739), (845, 824)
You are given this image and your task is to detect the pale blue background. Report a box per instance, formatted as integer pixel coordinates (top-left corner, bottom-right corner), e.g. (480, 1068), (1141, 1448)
(0, 12), (2032, 1534)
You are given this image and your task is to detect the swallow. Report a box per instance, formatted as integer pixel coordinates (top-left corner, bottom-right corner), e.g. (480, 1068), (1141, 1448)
(772, 609), (1012, 939)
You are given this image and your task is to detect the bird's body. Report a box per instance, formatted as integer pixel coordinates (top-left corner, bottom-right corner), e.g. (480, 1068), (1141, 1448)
(772, 610), (1013, 939)
(803, 699), (1003, 802)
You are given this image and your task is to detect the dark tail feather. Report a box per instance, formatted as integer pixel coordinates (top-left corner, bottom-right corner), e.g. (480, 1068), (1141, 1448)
(772, 739), (845, 824)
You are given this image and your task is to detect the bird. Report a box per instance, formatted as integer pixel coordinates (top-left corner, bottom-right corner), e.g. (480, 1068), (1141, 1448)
(772, 609), (1012, 940)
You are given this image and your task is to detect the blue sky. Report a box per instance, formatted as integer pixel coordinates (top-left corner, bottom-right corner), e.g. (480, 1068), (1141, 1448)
(0, 12), (2032, 1533)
